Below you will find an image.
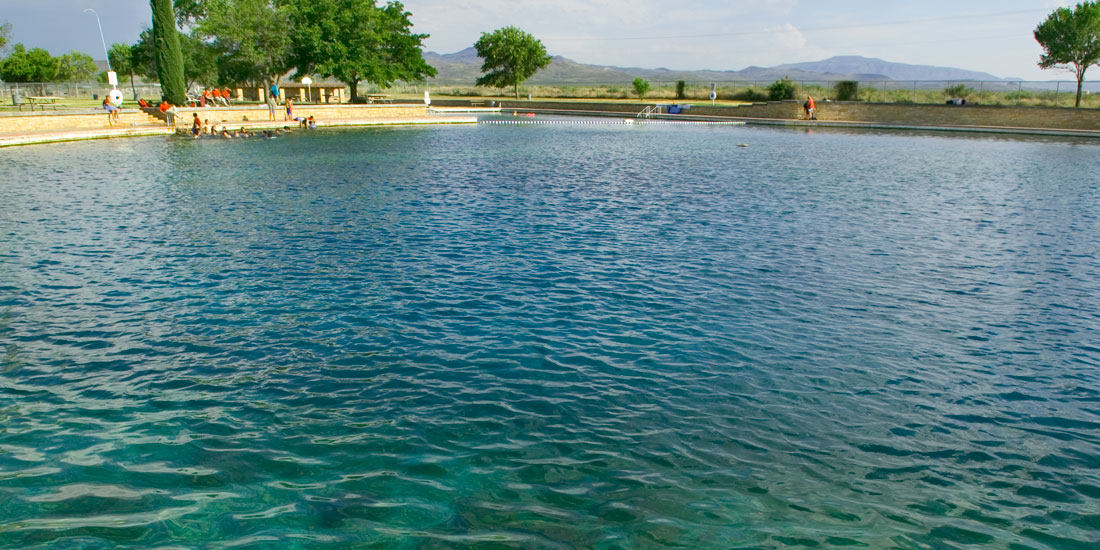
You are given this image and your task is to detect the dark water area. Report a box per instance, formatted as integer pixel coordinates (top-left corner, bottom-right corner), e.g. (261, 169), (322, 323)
(1, 122), (1099, 549)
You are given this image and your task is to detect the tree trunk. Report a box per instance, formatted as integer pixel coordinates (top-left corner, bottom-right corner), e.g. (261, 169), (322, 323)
(151, 0), (186, 105)
(1076, 73), (1084, 108)
(514, 82), (519, 100)
(350, 80), (358, 103)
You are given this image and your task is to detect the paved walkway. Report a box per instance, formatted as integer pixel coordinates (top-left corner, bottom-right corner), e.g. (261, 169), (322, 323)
(0, 124), (174, 148)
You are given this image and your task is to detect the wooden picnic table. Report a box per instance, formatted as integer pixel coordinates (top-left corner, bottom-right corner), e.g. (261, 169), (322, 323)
(21, 96), (66, 111)
(365, 94), (392, 104)
(24, 96), (63, 109)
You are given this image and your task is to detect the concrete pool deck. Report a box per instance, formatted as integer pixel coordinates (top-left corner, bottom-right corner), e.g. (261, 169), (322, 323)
(434, 98), (1100, 139)
(5, 99), (1100, 146)
(0, 124), (175, 147)
(0, 104), (477, 148)
(501, 107), (1100, 139)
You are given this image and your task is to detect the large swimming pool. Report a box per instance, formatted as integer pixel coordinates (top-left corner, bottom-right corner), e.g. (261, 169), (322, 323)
(1, 122), (1099, 548)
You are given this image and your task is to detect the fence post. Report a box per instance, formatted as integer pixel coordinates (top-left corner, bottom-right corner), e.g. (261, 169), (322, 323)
(979, 81), (984, 104)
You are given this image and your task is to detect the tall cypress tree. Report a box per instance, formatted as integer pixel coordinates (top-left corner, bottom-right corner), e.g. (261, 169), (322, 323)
(151, 0), (186, 105)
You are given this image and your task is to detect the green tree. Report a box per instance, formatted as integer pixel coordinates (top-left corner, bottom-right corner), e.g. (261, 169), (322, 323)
(132, 28), (218, 89)
(173, 0), (208, 24)
(179, 32), (219, 87)
(197, 0), (292, 92)
(108, 42), (138, 96)
(632, 77), (649, 99)
(474, 26), (551, 100)
(1034, 2), (1100, 107)
(152, 0), (187, 104)
(675, 80), (686, 99)
(834, 80), (859, 101)
(768, 76), (796, 100)
(0, 20), (11, 53)
(285, 0), (435, 101)
(131, 29), (157, 79)
(56, 50), (97, 82)
(0, 44), (58, 82)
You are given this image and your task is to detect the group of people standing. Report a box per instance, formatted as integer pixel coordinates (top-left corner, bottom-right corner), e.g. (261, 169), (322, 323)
(266, 83), (297, 122)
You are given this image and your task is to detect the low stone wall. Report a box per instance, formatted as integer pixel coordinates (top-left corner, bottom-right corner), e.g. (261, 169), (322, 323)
(469, 99), (802, 119)
(441, 98), (1100, 132)
(814, 102), (1100, 130)
(160, 103), (429, 128)
(0, 111), (161, 133)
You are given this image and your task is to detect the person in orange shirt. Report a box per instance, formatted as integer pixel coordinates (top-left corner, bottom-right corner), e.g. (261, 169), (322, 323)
(805, 95), (816, 120)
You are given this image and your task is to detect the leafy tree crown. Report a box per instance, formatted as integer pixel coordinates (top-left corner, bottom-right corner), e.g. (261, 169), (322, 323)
(474, 26), (551, 96)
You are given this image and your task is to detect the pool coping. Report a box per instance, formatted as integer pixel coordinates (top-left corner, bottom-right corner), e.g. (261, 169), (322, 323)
(0, 115), (478, 148)
(514, 107), (1100, 139)
(5, 108), (1099, 147)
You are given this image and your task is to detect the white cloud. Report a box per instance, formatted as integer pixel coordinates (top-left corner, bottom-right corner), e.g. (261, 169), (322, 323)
(766, 23), (806, 51)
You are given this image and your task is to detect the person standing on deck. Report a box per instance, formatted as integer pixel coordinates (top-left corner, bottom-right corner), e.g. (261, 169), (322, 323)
(806, 96), (816, 120)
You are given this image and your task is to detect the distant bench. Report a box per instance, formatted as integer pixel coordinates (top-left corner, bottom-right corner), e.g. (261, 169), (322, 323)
(14, 96), (69, 111)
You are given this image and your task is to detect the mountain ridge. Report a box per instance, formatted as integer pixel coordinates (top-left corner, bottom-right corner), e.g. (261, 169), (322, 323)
(422, 50), (1004, 85)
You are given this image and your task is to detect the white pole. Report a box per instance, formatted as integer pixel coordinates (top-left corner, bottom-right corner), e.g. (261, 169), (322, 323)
(84, 9), (111, 73)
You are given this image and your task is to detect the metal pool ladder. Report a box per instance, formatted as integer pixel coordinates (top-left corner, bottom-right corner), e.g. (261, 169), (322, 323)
(636, 105), (663, 119)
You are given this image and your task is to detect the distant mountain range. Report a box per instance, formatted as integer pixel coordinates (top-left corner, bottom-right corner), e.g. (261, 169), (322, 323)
(423, 50), (1005, 85)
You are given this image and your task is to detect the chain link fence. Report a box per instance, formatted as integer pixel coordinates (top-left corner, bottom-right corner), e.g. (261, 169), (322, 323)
(6, 79), (1100, 109)
(1, 81), (163, 103)
(426, 79), (1100, 108)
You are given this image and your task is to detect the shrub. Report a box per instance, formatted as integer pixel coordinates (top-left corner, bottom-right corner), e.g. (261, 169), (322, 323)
(768, 76), (797, 100)
(886, 90), (913, 103)
(943, 84), (974, 98)
(633, 77), (650, 99)
(732, 87), (770, 102)
(675, 80), (686, 99)
(834, 80), (859, 101)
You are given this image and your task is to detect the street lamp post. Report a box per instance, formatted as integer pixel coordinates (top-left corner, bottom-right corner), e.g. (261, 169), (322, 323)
(85, 8), (121, 105)
(84, 9), (111, 73)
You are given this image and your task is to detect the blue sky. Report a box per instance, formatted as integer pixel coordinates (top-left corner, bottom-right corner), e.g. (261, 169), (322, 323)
(0, 0), (1076, 80)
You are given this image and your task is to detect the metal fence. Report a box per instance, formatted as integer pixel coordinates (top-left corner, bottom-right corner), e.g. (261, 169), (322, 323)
(6, 78), (1100, 108)
(426, 79), (1100, 107)
(1, 81), (163, 102)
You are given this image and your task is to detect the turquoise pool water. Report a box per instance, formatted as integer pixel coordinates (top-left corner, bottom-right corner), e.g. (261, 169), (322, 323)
(1, 123), (1099, 549)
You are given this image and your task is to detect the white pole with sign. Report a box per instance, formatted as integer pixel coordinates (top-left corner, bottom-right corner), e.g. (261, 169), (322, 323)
(302, 76), (313, 103)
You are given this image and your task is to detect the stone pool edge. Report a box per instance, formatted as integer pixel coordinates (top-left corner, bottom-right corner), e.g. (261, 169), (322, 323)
(0, 115), (479, 149)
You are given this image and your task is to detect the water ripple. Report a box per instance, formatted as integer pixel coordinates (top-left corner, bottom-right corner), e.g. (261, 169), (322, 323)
(1, 125), (1099, 548)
